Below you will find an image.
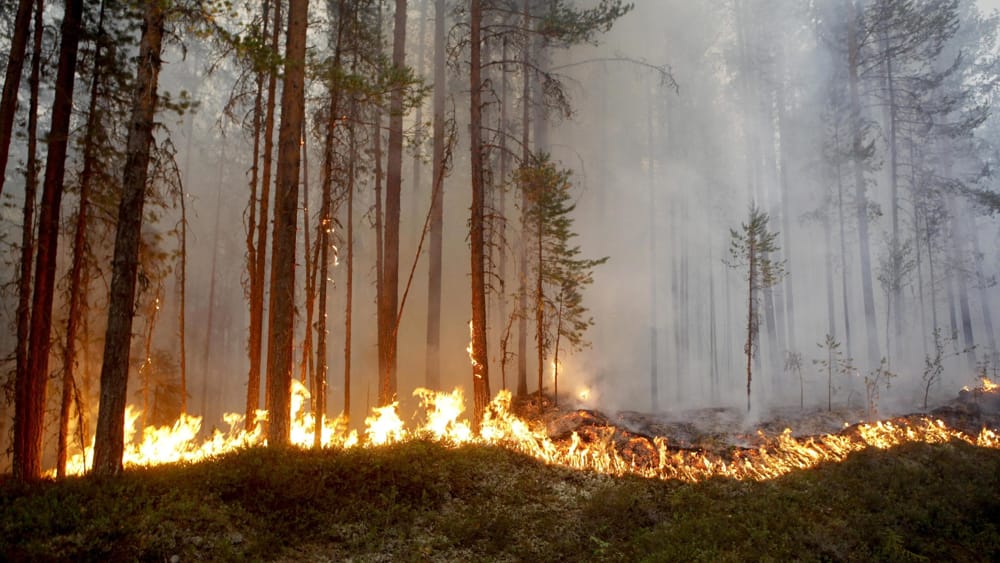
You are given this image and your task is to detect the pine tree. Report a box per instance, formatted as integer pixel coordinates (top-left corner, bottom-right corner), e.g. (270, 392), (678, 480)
(520, 154), (606, 407)
(726, 204), (785, 412)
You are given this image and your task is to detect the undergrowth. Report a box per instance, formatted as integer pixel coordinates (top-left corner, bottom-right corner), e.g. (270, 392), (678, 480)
(2, 439), (999, 561)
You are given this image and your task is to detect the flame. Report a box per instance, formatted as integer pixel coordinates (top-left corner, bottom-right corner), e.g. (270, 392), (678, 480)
(963, 376), (998, 393)
(51, 380), (1000, 483)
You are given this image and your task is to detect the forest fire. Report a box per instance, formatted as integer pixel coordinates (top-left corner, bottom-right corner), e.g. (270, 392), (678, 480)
(51, 377), (1000, 482)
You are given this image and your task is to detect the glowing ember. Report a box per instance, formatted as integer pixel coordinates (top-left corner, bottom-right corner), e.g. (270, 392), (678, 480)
(50, 381), (1000, 482)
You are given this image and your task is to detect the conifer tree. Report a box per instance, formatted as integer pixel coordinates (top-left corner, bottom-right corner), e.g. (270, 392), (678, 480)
(726, 205), (785, 412)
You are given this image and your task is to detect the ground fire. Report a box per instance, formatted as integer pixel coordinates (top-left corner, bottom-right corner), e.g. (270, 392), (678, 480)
(53, 376), (1000, 482)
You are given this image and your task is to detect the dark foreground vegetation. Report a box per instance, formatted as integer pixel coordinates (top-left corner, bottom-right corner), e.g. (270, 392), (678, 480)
(2, 440), (999, 561)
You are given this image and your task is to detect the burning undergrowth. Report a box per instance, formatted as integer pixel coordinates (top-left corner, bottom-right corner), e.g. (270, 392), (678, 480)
(46, 377), (1000, 484)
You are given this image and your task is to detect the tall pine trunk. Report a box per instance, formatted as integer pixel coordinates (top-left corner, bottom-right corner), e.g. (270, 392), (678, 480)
(244, 0), (270, 431)
(248, 0), (281, 429)
(847, 1), (880, 369)
(380, 0), (407, 404)
(516, 0), (531, 398)
(92, 0), (164, 476)
(59, 0), (106, 477)
(14, 0), (43, 474)
(469, 0), (491, 425)
(424, 0), (446, 390)
(266, 0), (308, 446)
(16, 0), (84, 482)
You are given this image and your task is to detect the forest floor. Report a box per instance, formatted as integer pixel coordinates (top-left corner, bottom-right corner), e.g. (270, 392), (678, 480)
(3, 389), (1000, 561)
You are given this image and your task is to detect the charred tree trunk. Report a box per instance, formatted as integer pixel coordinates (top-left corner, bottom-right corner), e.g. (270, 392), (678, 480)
(0, 0), (34, 198)
(16, 0), (84, 482)
(92, 0), (164, 476)
(469, 0), (491, 425)
(266, 0), (308, 446)
(424, 0), (446, 390)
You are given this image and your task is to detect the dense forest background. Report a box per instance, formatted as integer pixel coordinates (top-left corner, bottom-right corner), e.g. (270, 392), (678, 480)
(2, 0), (1000, 476)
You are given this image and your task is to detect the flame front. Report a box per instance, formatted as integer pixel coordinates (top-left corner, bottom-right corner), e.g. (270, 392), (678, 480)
(53, 379), (1000, 482)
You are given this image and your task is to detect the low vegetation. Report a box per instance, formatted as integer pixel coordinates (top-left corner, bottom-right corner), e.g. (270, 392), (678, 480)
(2, 439), (999, 561)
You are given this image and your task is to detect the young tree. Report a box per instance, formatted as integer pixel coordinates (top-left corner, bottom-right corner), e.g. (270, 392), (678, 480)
(520, 155), (607, 407)
(726, 204), (785, 412)
(92, 0), (165, 477)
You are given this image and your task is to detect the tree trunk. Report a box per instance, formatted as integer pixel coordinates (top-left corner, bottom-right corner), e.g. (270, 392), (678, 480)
(469, 0), (491, 425)
(409, 0), (429, 241)
(746, 244), (755, 413)
(836, 132), (852, 360)
(970, 220), (997, 367)
(344, 98), (357, 425)
(249, 0), (281, 429)
(315, 2), (347, 443)
(91, 0), (164, 476)
(300, 123), (315, 393)
(14, 0), (43, 476)
(516, 0), (531, 398)
(535, 186), (544, 407)
(244, 0), (271, 432)
(776, 70), (796, 355)
(882, 30), (903, 345)
(380, 0), (407, 405)
(59, 0), (105, 476)
(266, 0), (308, 447)
(847, 2), (881, 369)
(0, 0), (34, 198)
(15, 0), (84, 482)
(646, 87), (658, 411)
(200, 157), (224, 417)
(952, 210), (976, 370)
(497, 34), (510, 388)
(424, 0), (446, 390)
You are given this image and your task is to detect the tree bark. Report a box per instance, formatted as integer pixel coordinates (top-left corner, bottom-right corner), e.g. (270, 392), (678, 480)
(266, 0), (308, 446)
(469, 0), (491, 425)
(92, 0), (164, 477)
(0, 0), (34, 198)
(15, 0), (84, 482)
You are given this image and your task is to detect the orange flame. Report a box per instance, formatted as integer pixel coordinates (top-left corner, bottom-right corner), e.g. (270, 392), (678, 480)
(52, 382), (1000, 482)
